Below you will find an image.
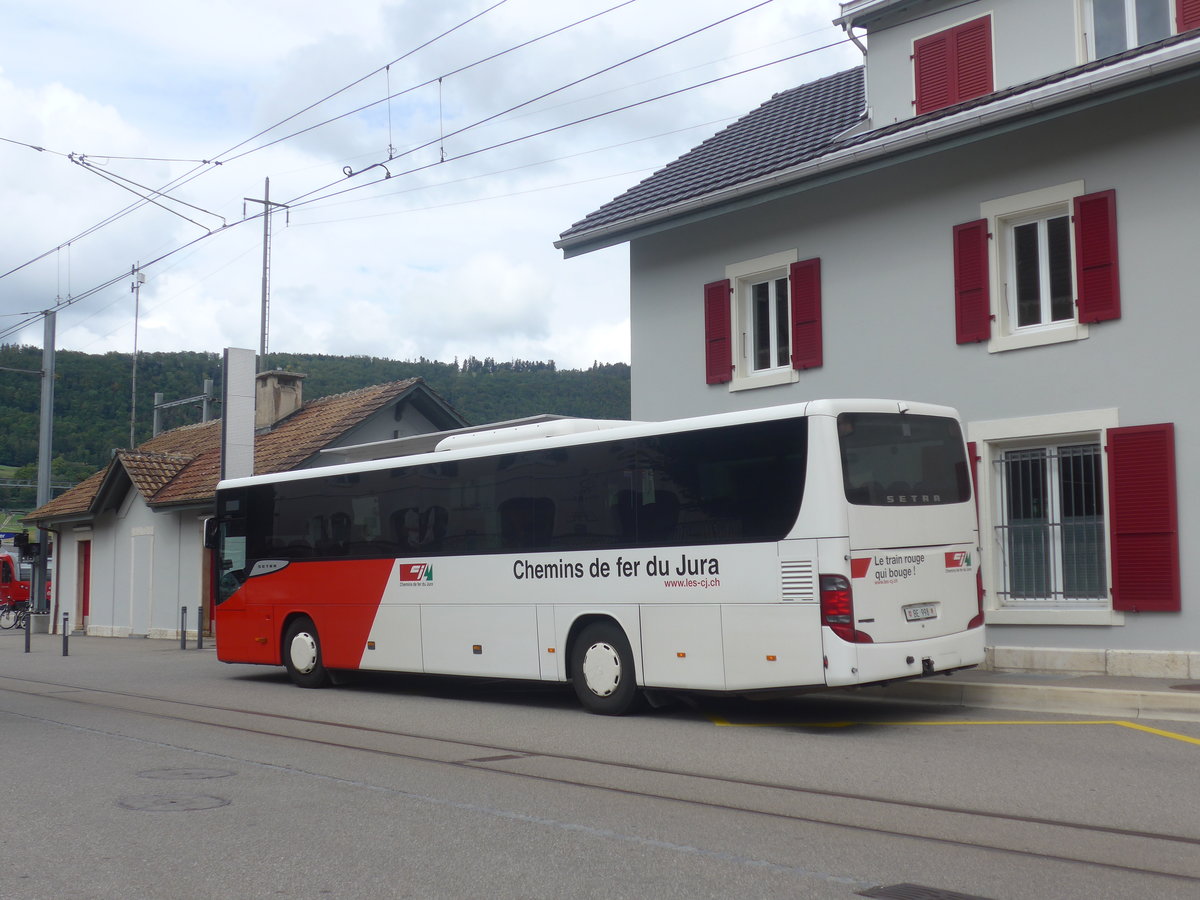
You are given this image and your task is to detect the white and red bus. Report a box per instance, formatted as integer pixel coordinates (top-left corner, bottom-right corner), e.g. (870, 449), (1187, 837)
(213, 399), (984, 714)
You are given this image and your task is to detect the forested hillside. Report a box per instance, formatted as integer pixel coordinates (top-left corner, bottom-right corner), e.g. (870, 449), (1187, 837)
(0, 345), (630, 482)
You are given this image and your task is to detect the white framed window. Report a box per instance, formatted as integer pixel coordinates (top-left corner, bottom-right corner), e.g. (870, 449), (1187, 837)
(726, 250), (800, 391)
(1007, 210), (1074, 329)
(1085, 0), (1172, 59)
(981, 182), (1090, 352)
(969, 409), (1123, 626)
(705, 250), (822, 388)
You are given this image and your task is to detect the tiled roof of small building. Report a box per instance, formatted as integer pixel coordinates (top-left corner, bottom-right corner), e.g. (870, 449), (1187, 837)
(28, 468), (108, 520)
(27, 378), (437, 521)
(557, 67), (865, 243)
(120, 452), (194, 499)
(151, 379), (427, 507)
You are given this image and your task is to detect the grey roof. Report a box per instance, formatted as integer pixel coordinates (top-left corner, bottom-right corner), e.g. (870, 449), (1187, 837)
(556, 28), (1200, 255)
(557, 66), (865, 245)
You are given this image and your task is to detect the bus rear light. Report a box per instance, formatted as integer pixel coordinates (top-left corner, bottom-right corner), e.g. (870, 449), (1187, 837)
(967, 571), (985, 629)
(820, 574), (874, 644)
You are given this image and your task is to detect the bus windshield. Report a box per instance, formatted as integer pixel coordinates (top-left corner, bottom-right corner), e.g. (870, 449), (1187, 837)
(838, 412), (970, 506)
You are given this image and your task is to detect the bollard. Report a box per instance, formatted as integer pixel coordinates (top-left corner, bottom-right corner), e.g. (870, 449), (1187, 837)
(181, 606), (188, 650)
(62, 612), (69, 657)
(197, 607), (204, 651)
(25, 601), (31, 654)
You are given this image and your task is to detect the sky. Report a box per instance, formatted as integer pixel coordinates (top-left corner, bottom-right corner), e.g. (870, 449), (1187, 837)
(0, 0), (861, 372)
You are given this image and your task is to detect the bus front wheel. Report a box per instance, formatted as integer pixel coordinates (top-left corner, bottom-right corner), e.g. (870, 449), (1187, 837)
(282, 617), (331, 688)
(570, 623), (643, 715)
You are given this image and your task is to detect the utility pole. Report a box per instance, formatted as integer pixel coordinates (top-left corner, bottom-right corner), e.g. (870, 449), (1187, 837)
(31, 310), (55, 620)
(244, 178), (288, 372)
(129, 266), (145, 447)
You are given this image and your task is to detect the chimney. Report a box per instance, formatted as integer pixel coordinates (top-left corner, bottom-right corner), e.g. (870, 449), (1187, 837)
(255, 370), (306, 429)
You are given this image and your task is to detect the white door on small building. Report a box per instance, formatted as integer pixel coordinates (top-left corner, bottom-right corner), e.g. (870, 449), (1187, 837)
(129, 531), (154, 636)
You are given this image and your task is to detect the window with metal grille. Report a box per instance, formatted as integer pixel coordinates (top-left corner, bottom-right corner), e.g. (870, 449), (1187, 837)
(994, 443), (1107, 609)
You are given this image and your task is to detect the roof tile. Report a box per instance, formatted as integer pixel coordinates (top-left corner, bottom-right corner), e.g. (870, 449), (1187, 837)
(558, 67), (865, 241)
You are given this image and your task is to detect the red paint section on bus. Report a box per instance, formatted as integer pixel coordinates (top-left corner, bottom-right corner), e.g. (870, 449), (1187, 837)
(850, 557), (872, 579)
(216, 558), (394, 669)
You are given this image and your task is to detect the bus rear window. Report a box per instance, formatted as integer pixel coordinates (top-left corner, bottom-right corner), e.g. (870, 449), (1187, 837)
(839, 413), (970, 506)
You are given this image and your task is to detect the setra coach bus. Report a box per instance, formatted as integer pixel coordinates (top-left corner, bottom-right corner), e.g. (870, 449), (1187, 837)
(213, 399), (984, 714)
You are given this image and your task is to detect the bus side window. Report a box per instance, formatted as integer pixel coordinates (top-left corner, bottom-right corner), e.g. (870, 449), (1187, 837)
(639, 490), (679, 541)
(393, 506), (449, 553)
(499, 497), (555, 549)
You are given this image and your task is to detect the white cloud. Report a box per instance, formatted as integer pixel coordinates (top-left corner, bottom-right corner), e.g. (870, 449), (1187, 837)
(0, 0), (860, 370)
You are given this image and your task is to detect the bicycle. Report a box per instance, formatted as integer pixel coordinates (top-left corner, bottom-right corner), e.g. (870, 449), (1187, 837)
(0, 599), (30, 630)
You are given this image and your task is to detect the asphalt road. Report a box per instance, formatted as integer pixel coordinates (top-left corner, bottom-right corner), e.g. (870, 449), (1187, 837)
(2, 632), (1199, 900)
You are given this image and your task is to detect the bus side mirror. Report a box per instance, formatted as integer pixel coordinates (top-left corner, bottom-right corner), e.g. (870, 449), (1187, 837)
(203, 519), (218, 550)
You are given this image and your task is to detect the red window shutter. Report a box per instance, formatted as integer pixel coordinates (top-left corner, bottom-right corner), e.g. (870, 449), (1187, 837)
(953, 219), (991, 343)
(1178, 0), (1200, 33)
(789, 258), (822, 370)
(1074, 190), (1121, 323)
(914, 33), (952, 115)
(1107, 424), (1180, 612)
(914, 17), (992, 115)
(953, 17), (993, 103)
(703, 279), (732, 384)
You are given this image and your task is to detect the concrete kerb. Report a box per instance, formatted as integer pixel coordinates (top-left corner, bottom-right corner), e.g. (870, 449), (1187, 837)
(828, 672), (1200, 724)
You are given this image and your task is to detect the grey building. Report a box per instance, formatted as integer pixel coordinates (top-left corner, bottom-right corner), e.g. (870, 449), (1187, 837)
(557, 0), (1200, 677)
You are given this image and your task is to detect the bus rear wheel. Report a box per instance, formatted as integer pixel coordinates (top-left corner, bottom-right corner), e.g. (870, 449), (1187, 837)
(282, 617), (331, 688)
(570, 622), (643, 715)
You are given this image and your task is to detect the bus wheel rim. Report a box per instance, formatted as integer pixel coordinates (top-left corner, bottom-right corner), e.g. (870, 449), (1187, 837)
(581, 642), (620, 697)
(290, 632), (318, 674)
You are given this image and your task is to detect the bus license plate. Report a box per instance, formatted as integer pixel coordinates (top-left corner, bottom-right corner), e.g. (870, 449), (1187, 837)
(903, 604), (938, 622)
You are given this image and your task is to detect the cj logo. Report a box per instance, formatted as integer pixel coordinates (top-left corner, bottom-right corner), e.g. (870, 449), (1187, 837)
(399, 563), (434, 582)
(945, 551), (972, 569)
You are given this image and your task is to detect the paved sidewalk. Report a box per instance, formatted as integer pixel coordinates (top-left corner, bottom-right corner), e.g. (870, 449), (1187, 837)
(834, 667), (1200, 723)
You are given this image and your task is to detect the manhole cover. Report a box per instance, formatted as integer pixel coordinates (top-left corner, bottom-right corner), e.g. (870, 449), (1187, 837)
(136, 768), (236, 780)
(117, 794), (231, 812)
(1169, 683), (1200, 692)
(858, 885), (994, 900)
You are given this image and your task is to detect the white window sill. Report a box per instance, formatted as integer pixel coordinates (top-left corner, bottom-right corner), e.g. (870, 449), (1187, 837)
(988, 321), (1088, 353)
(986, 608), (1125, 626)
(729, 368), (799, 392)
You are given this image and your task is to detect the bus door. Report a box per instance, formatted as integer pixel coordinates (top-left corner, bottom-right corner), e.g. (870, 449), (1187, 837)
(213, 493), (277, 665)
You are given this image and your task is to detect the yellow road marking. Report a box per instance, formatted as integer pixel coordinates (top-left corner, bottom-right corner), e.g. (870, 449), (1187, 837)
(1111, 720), (1200, 746)
(704, 714), (1200, 745)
